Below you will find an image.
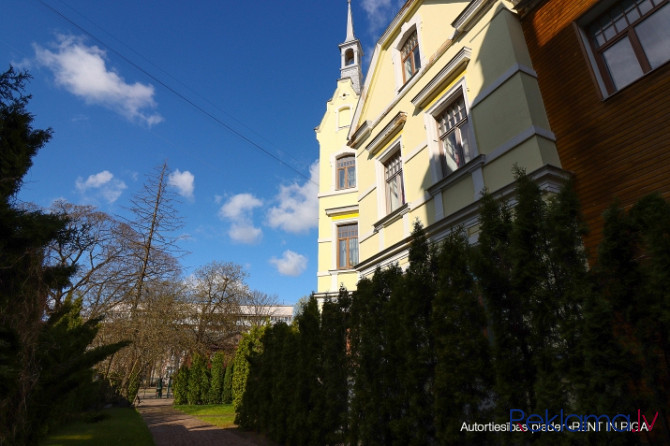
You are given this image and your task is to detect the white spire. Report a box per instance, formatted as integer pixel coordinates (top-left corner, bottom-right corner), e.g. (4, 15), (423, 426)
(346, 0), (356, 42)
(339, 0), (363, 94)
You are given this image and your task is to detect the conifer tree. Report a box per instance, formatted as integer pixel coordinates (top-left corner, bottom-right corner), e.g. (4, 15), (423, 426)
(172, 363), (189, 405)
(320, 290), (350, 445)
(433, 230), (493, 445)
(187, 353), (207, 405)
(222, 361), (233, 404)
(389, 221), (437, 445)
(348, 266), (402, 446)
(208, 351), (225, 404)
(0, 67), (125, 445)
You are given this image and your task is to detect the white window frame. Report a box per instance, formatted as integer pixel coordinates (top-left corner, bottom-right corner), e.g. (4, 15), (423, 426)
(335, 221), (359, 270)
(375, 139), (405, 218)
(330, 148), (357, 192)
(391, 16), (424, 91)
(424, 78), (478, 184)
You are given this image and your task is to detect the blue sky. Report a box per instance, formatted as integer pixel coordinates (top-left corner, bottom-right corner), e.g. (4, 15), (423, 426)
(1, 0), (404, 305)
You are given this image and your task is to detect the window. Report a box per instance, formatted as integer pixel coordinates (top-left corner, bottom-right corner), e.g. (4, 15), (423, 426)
(337, 223), (358, 269)
(336, 155), (356, 189)
(401, 30), (421, 83)
(384, 151), (405, 213)
(587, 0), (670, 93)
(437, 95), (471, 174)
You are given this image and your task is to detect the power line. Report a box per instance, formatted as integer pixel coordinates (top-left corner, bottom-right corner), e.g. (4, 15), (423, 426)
(37, 0), (315, 184)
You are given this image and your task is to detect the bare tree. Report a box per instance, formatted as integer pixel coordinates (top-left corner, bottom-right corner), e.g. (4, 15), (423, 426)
(186, 261), (248, 355)
(242, 290), (279, 327)
(126, 162), (183, 312)
(45, 201), (136, 316)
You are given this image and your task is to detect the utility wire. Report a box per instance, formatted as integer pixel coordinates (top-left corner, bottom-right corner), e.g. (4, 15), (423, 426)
(37, 0), (315, 184)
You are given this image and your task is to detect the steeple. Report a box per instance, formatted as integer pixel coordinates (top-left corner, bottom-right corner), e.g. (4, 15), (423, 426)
(339, 0), (363, 94)
(345, 0), (356, 42)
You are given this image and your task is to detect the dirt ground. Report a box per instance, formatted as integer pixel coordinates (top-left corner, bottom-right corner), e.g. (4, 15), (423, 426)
(136, 397), (278, 446)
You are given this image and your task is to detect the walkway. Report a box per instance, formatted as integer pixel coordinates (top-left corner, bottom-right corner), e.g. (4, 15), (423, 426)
(136, 397), (277, 446)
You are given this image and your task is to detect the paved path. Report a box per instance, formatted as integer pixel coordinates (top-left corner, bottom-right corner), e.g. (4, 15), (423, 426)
(136, 397), (277, 446)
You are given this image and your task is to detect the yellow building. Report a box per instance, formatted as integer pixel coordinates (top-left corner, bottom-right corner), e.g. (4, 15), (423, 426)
(316, 0), (568, 298)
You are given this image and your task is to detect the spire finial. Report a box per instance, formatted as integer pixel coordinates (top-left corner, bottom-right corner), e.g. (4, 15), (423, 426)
(346, 0), (355, 42)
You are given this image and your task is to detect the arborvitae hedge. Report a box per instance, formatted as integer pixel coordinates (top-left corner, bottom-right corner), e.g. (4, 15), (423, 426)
(233, 173), (670, 445)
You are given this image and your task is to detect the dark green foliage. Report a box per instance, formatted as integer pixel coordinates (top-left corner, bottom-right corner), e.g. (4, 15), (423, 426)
(0, 67), (125, 445)
(208, 351), (225, 404)
(222, 360), (233, 404)
(433, 230), (493, 445)
(186, 353), (209, 405)
(232, 325), (266, 413)
(319, 290), (350, 445)
(172, 364), (189, 405)
(348, 265), (403, 446)
(231, 172), (670, 445)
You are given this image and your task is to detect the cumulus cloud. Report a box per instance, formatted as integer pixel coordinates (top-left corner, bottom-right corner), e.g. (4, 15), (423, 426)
(34, 35), (162, 126)
(168, 169), (195, 199)
(270, 250), (308, 277)
(266, 161), (319, 233)
(219, 193), (263, 244)
(75, 170), (127, 204)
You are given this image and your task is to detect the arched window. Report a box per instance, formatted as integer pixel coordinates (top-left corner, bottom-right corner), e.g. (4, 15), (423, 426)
(401, 30), (421, 83)
(336, 154), (356, 190)
(345, 48), (355, 66)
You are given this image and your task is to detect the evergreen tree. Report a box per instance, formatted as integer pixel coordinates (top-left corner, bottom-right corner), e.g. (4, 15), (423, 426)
(348, 266), (403, 446)
(319, 289), (350, 445)
(222, 361), (233, 404)
(0, 67), (123, 445)
(187, 353), (207, 405)
(433, 229), (493, 445)
(232, 325), (266, 414)
(172, 363), (189, 405)
(389, 221), (437, 445)
(208, 351), (225, 404)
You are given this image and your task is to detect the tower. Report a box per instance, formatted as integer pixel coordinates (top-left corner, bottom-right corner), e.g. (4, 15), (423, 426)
(315, 1), (363, 298)
(339, 0), (363, 94)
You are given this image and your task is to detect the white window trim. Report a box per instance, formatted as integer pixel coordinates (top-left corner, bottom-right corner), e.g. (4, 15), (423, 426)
(391, 15), (424, 91)
(376, 138), (405, 220)
(423, 77), (479, 184)
(331, 217), (359, 271)
(330, 147), (357, 192)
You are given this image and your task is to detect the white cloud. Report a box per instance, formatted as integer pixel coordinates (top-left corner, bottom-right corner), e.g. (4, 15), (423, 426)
(270, 250), (308, 277)
(168, 169), (195, 199)
(219, 193), (263, 244)
(75, 170), (126, 204)
(34, 35), (162, 126)
(229, 223), (263, 244)
(361, 0), (404, 32)
(266, 161), (318, 233)
(219, 193), (263, 219)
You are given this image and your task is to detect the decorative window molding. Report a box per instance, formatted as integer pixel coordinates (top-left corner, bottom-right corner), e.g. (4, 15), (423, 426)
(451, 0), (496, 35)
(325, 204), (359, 217)
(411, 47), (472, 108)
(391, 15), (424, 90)
(423, 78), (479, 183)
(364, 112), (407, 156)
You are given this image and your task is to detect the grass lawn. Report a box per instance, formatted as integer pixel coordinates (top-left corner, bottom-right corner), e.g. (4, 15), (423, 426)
(41, 407), (154, 446)
(173, 404), (236, 428)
